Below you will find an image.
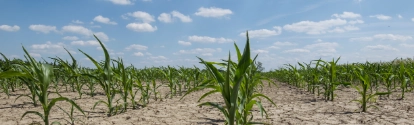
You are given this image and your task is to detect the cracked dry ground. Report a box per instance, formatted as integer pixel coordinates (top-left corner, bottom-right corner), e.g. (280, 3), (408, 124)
(0, 81), (413, 125)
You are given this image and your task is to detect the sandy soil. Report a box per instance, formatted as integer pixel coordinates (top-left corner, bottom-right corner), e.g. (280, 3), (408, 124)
(0, 81), (413, 125)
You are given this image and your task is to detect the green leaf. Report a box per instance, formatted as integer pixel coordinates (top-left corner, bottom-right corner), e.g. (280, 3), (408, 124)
(0, 71), (28, 79)
(21, 111), (44, 120)
(199, 102), (230, 123)
(197, 89), (220, 102)
(374, 92), (391, 95)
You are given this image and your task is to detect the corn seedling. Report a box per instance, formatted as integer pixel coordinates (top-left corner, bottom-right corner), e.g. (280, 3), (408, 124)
(57, 105), (85, 125)
(80, 35), (120, 116)
(183, 31), (276, 125)
(13, 46), (85, 125)
(352, 64), (391, 112)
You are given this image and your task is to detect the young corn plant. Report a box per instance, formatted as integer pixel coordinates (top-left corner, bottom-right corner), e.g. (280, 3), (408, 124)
(162, 66), (178, 98)
(113, 58), (134, 112)
(57, 105), (85, 125)
(314, 57), (350, 101)
(0, 52), (16, 98)
(51, 48), (84, 99)
(15, 46), (85, 125)
(397, 61), (408, 100)
(129, 67), (141, 109)
(82, 68), (97, 97)
(352, 65), (391, 112)
(183, 31), (276, 125)
(380, 66), (395, 98)
(80, 35), (120, 116)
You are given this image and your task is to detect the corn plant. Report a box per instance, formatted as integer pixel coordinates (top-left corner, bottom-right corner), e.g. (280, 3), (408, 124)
(397, 61), (408, 100)
(314, 57), (350, 101)
(12, 46), (85, 125)
(0, 52), (18, 98)
(183, 31), (276, 125)
(51, 48), (84, 99)
(113, 58), (133, 112)
(80, 35), (120, 116)
(380, 65), (395, 98)
(82, 68), (97, 97)
(162, 66), (178, 98)
(352, 64), (390, 112)
(57, 105), (85, 125)
(129, 67), (141, 109)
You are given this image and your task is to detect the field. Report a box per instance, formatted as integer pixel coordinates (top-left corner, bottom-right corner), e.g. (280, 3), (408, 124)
(1, 81), (414, 125)
(1, 33), (414, 125)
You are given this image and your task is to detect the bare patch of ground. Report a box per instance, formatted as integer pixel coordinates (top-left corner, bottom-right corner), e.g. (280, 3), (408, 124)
(0, 81), (413, 125)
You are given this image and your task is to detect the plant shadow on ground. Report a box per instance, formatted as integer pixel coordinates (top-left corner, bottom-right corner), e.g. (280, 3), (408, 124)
(197, 117), (226, 125)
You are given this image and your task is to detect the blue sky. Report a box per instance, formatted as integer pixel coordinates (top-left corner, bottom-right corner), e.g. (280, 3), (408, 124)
(1, 0), (414, 71)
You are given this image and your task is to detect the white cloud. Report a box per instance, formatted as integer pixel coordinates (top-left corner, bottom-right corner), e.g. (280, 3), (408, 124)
(369, 14), (392, 20)
(125, 44), (148, 51)
(315, 39), (323, 42)
(93, 15), (117, 25)
(29, 53), (41, 58)
(412, 18), (414, 22)
(158, 11), (192, 23)
(142, 0), (151, 2)
(398, 14), (403, 19)
(304, 42), (338, 52)
(350, 37), (373, 42)
(332, 11), (361, 19)
(194, 7), (233, 18)
(268, 46), (280, 49)
(188, 35), (233, 43)
(94, 32), (109, 41)
(134, 52), (144, 56)
(239, 26), (282, 38)
(150, 56), (167, 60)
(171, 11), (192, 22)
(362, 45), (398, 51)
(349, 20), (364, 25)
(399, 43), (414, 48)
(0, 25), (20, 32)
(284, 49), (310, 53)
(90, 25), (101, 28)
(178, 40), (191, 46)
(373, 34), (412, 41)
(126, 23), (157, 32)
(108, 0), (134, 5)
(329, 25), (359, 33)
(124, 11), (155, 23)
(343, 25), (359, 31)
(71, 40), (100, 46)
(62, 36), (79, 41)
(273, 41), (297, 46)
(72, 20), (84, 24)
(32, 41), (65, 49)
(283, 18), (347, 34)
(202, 53), (213, 56)
(62, 25), (93, 36)
(350, 34), (412, 42)
(29, 24), (57, 34)
(282, 42), (338, 56)
(328, 27), (345, 33)
(158, 13), (172, 23)
(253, 49), (269, 54)
(177, 48), (221, 56)
(30, 41), (70, 55)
